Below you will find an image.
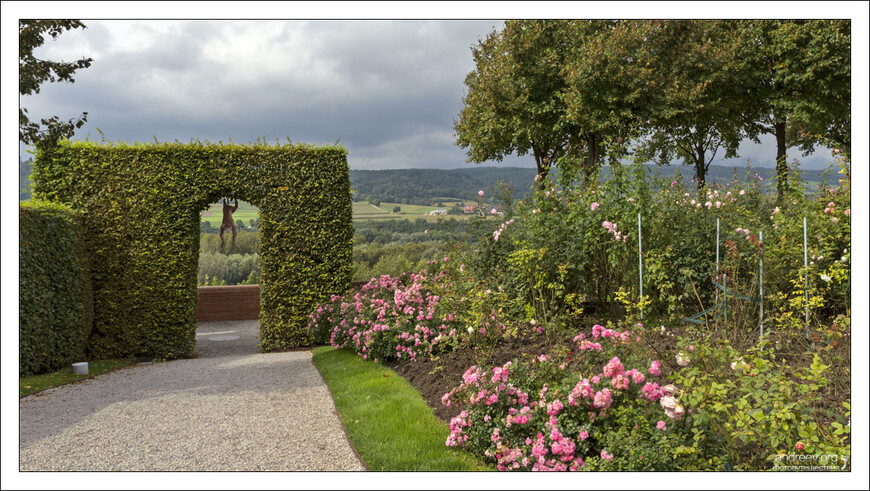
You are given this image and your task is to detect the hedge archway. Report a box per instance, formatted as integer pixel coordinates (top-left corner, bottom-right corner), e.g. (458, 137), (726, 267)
(33, 140), (353, 358)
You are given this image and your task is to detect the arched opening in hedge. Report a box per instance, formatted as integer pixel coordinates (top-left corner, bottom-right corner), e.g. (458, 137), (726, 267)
(197, 196), (261, 285)
(33, 141), (353, 359)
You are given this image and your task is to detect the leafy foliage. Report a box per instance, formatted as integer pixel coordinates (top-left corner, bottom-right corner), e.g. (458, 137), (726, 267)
(197, 253), (259, 286)
(33, 140), (353, 357)
(734, 20), (850, 198)
(455, 20), (583, 181)
(19, 20), (93, 149)
(19, 201), (93, 375)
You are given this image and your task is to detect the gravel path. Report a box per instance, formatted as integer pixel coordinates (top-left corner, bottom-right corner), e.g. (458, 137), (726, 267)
(19, 320), (365, 471)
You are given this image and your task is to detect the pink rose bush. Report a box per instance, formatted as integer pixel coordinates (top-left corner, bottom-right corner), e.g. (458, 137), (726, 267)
(307, 268), (463, 362)
(442, 324), (679, 471)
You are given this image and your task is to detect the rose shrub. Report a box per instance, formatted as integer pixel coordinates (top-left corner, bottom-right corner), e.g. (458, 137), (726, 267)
(307, 267), (462, 362)
(442, 326), (850, 471)
(441, 323), (720, 471)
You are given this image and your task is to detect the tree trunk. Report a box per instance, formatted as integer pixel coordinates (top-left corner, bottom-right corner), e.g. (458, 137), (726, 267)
(533, 147), (550, 189)
(695, 143), (707, 187)
(584, 133), (601, 187)
(774, 120), (788, 201)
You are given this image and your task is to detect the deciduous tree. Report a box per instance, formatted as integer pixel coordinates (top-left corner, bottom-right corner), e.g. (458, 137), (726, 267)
(455, 20), (580, 184)
(741, 20), (851, 199)
(633, 20), (755, 187)
(19, 20), (93, 149)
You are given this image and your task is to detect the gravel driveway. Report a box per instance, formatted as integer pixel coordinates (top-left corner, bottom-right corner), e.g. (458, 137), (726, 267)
(19, 320), (365, 471)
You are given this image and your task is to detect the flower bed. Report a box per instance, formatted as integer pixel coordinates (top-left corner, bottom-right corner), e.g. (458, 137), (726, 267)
(307, 159), (851, 471)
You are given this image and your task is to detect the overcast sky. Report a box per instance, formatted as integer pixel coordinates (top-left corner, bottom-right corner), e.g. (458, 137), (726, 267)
(13, 17), (850, 170)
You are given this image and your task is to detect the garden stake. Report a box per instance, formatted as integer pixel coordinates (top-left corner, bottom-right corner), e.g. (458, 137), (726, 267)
(715, 217), (720, 322)
(804, 217), (810, 341)
(759, 230), (764, 350)
(638, 213), (643, 320)
(723, 273), (727, 328)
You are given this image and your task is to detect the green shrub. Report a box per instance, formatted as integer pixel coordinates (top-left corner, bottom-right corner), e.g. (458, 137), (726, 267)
(669, 337), (851, 470)
(197, 252), (259, 285)
(33, 140), (352, 358)
(19, 201), (93, 375)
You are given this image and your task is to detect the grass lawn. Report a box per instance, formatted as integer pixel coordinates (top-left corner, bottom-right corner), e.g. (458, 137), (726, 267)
(19, 358), (137, 397)
(312, 346), (492, 471)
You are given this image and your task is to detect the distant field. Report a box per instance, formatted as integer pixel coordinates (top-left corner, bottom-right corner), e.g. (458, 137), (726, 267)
(200, 199), (482, 225)
(200, 201), (260, 227)
(352, 201), (477, 222)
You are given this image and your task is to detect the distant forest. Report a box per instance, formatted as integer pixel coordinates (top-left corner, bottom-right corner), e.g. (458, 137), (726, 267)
(350, 164), (836, 205)
(20, 158), (836, 204)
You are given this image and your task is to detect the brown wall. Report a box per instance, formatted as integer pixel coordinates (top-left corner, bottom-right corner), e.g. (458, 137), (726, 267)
(197, 285), (260, 322)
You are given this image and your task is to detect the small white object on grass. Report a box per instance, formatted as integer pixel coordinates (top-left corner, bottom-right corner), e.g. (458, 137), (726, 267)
(71, 362), (88, 375)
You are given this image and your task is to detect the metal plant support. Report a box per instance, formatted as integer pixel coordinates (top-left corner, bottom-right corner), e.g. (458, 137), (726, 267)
(759, 230), (764, 350)
(638, 213), (643, 320)
(681, 222), (765, 347)
(804, 217), (810, 340)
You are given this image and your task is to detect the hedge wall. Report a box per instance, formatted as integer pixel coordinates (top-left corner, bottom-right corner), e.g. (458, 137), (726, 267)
(19, 201), (93, 375)
(32, 140), (353, 358)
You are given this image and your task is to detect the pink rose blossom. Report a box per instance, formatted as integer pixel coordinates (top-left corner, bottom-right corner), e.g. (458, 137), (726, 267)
(631, 371), (646, 384)
(642, 382), (663, 401)
(593, 389), (613, 409)
(649, 360), (661, 376)
(478, 190), (484, 197)
(591, 202), (600, 211)
(657, 420), (667, 431)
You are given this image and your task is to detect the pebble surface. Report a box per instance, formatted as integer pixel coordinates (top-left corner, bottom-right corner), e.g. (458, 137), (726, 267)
(19, 320), (366, 471)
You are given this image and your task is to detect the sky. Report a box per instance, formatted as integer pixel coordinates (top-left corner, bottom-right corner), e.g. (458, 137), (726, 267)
(9, 11), (861, 171)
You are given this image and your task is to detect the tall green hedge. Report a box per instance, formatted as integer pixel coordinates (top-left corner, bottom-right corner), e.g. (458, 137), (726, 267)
(19, 201), (93, 375)
(32, 140), (353, 358)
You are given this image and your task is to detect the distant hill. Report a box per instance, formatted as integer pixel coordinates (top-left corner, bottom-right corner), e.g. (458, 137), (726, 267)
(350, 167), (538, 205)
(351, 164), (839, 205)
(19, 158), (838, 204)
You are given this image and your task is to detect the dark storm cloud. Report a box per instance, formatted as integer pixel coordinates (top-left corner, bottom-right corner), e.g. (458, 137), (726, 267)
(19, 19), (834, 170)
(20, 20), (519, 169)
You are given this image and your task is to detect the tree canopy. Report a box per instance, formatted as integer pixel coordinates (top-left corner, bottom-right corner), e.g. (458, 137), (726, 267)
(455, 19), (850, 195)
(630, 20), (756, 185)
(454, 20), (580, 183)
(19, 20), (93, 149)
(741, 20), (851, 198)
